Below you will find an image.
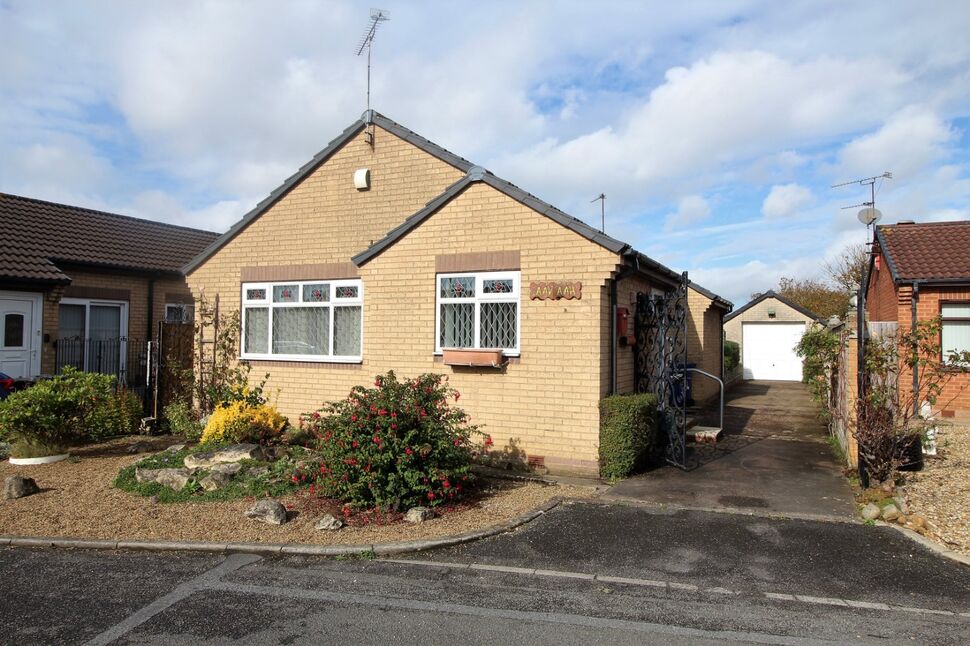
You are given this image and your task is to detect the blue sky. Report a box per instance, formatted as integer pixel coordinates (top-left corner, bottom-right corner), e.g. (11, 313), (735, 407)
(2, 1), (969, 304)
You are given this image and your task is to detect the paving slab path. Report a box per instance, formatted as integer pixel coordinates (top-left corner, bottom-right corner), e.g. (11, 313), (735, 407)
(605, 381), (856, 519)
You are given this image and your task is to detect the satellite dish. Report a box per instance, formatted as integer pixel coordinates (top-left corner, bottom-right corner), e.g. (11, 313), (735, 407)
(857, 207), (882, 225)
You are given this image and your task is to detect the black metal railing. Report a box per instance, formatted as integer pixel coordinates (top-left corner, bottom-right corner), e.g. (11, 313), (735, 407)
(54, 336), (149, 393)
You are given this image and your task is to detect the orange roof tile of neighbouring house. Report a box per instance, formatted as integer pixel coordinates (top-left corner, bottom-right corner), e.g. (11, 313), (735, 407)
(877, 221), (970, 282)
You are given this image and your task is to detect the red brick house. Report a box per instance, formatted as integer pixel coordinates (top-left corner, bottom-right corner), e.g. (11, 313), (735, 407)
(0, 193), (218, 385)
(865, 220), (970, 417)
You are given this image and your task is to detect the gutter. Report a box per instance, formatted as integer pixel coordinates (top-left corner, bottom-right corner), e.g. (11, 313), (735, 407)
(912, 282), (920, 417)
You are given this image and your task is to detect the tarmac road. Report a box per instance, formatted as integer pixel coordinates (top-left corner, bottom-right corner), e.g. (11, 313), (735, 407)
(2, 501), (969, 645)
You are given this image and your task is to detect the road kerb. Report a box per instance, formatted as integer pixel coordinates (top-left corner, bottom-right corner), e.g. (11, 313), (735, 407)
(0, 498), (564, 558)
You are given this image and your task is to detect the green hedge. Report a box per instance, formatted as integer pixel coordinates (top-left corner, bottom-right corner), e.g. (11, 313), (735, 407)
(599, 393), (659, 480)
(0, 367), (142, 455)
(724, 340), (740, 372)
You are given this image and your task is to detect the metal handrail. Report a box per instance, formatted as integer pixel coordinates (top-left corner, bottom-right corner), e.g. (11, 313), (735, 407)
(673, 367), (724, 433)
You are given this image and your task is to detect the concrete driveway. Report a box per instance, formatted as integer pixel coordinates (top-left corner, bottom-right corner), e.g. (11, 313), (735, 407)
(605, 381), (856, 519)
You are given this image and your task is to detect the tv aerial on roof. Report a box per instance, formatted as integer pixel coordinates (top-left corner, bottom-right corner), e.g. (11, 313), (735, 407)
(832, 171), (892, 229)
(356, 9), (390, 115)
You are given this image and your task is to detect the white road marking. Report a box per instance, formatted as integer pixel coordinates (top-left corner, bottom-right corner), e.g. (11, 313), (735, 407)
(82, 553), (261, 646)
(213, 580), (846, 645)
(381, 557), (969, 620)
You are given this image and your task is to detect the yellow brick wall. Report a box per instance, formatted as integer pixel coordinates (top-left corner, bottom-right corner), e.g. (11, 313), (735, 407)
(186, 125), (626, 475)
(687, 287), (726, 403)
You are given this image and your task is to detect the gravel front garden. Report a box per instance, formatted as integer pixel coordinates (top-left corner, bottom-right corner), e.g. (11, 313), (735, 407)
(901, 423), (970, 556)
(0, 436), (593, 545)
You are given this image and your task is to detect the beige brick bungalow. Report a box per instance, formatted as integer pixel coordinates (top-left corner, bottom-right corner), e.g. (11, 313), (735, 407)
(184, 111), (730, 475)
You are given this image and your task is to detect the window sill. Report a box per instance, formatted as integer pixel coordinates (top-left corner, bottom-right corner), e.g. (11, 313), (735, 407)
(240, 355), (362, 364)
(942, 364), (970, 373)
(438, 348), (512, 367)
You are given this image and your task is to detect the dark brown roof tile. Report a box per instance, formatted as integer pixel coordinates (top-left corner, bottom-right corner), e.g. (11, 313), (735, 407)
(0, 193), (220, 283)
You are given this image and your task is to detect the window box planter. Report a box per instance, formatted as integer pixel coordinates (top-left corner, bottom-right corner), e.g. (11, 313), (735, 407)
(442, 348), (507, 367)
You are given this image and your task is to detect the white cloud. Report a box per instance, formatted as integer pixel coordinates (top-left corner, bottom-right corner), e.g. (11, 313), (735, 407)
(762, 183), (814, 218)
(0, 0), (968, 279)
(690, 256), (823, 307)
(493, 50), (909, 217)
(838, 106), (954, 179)
(665, 195), (711, 230)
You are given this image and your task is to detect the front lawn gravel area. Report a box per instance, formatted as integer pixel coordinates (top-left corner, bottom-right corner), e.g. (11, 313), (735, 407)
(0, 437), (595, 545)
(903, 423), (970, 556)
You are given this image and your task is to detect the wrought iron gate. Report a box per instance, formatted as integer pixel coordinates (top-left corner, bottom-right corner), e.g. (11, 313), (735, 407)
(633, 271), (689, 468)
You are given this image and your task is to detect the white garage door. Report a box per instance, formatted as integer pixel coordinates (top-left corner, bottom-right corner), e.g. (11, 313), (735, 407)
(742, 322), (806, 381)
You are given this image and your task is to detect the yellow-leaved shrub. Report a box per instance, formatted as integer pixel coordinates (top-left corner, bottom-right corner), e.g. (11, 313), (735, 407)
(200, 401), (287, 445)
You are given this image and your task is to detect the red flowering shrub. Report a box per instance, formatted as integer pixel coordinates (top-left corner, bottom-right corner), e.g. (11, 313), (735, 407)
(298, 371), (481, 510)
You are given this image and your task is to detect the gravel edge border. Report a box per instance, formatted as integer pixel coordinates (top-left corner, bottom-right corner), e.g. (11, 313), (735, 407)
(0, 497), (564, 557)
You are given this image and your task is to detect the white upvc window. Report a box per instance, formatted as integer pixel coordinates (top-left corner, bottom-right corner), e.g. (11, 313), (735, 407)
(240, 279), (363, 362)
(435, 271), (520, 356)
(165, 303), (194, 324)
(941, 303), (970, 366)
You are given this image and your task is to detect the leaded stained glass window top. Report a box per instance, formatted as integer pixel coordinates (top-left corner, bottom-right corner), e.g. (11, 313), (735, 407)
(440, 276), (475, 298)
(246, 288), (267, 301)
(303, 284), (329, 302)
(273, 284), (299, 303)
(483, 279), (513, 294)
(335, 285), (359, 299)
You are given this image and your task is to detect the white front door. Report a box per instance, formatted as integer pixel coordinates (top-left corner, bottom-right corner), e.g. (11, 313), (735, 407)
(742, 322), (806, 381)
(0, 291), (42, 379)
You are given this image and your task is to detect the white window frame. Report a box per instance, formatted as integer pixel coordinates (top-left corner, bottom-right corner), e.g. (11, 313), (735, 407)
(58, 297), (129, 374)
(941, 302), (970, 366)
(165, 302), (194, 324)
(435, 271), (521, 356)
(240, 279), (363, 363)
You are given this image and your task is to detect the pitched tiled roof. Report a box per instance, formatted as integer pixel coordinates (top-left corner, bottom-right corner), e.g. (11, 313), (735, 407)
(876, 221), (970, 282)
(0, 193), (220, 284)
(689, 281), (733, 311)
(723, 290), (820, 322)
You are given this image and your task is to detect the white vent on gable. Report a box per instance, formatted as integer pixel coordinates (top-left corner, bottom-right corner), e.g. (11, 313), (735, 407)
(354, 168), (371, 191)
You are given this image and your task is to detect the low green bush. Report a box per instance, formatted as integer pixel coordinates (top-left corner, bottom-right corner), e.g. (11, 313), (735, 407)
(0, 367), (142, 455)
(599, 393), (659, 480)
(724, 340), (740, 372)
(163, 400), (204, 440)
(298, 371), (482, 510)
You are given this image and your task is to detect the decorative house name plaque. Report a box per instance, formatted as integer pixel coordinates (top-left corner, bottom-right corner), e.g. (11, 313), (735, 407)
(530, 281), (582, 300)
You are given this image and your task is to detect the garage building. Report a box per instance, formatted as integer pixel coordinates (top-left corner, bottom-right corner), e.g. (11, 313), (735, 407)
(723, 290), (820, 381)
